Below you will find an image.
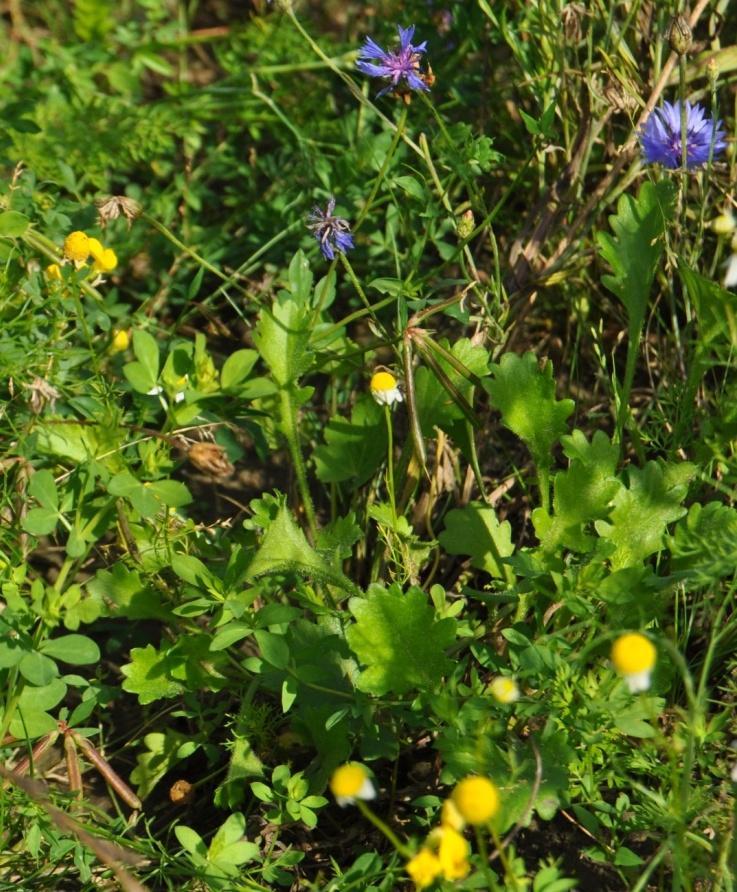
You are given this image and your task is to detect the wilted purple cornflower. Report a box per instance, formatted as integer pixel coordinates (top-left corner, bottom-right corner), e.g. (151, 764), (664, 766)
(640, 100), (726, 169)
(307, 198), (354, 261)
(356, 25), (430, 97)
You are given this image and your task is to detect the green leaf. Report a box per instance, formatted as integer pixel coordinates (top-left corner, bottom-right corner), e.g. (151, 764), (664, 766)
(132, 330), (160, 380)
(313, 396), (386, 486)
(595, 462), (693, 569)
(246, 501), (358, 594)
(22, 507), (60, 536)
(28, 470), (58, 509)
(484, 352), (574, 473)
(121, 644), (186, 705)
(253, 295), (313, 386)
(438, 503), (514, 578)
(532, 430), (622, 552)
(0, 211), (30, 237)
(131, 731), (201, 800)
(596, 179), (676, 336)
(146, 479), (192, 508)
(9, 708), (57, 739)
(39, 634), (100, 665)
(175, 825), (207, 859)
(287, 250), (313, 305)
(18, 651), (58, 686)
(17, 678), (67, 713)
(253, 630), (290, 670)
(681, 261), (737, 349)
(345, 586), (456, 695)
(221, 349), (259, 390)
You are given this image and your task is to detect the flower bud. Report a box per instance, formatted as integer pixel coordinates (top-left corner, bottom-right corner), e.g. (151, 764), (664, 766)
(667, 15), (692, 55)
(456, 209), (474, 240)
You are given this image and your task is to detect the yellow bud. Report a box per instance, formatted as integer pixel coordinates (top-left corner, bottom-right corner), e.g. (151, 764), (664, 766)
(110, 330), (130, 353)
(46, 263), (63, 281)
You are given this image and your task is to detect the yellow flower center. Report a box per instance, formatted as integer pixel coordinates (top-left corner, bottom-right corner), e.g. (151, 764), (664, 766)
(452, 776), (500, 825)
(611, 633), (656, 675)
(489, 676), (520, 704)
(370, 370), (398, 392)
(63, 231), (90, 263)
(330, 763), (368, 799)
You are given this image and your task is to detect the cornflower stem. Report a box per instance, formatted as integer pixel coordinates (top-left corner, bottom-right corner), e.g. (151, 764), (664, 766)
(278, 386), (318, 542)
(283, 7), (422, 159)
(679, 55), (688, 201)
(355, 107), (408, 232)
(383, 405), (397, 526)
(418, 132), (482, 289)
(489, 823), (518, 890)
(356, 800), (410, 858)
(339, 254), (391, 342)
(474, 826), (497, 891)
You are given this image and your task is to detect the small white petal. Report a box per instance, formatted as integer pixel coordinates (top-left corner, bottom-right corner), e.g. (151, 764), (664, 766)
(731, 763), (737, 783)
(174, 391), (186, 404)
(624, 670), (652, 693)
(724, 254), (737, 289)
(372, 387), (403, 406)
(146, 385), (164, 396)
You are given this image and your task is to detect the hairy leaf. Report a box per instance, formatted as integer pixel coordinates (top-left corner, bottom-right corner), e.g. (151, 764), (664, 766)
(438, 502), (514, 578)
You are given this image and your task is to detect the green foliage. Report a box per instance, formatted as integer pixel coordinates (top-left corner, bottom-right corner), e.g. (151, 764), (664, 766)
(439, 502), (514, 578)
(597, 180), (676, 333)
(345, 585), (457, 695)
(1, 3), (736, 889)
(485, 351), (574, 476)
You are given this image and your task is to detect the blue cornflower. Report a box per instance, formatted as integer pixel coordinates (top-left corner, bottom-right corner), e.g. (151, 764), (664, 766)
(307, 198), (354, 261)
(356, 25), (430, 97)
(640, 100), (726, 169)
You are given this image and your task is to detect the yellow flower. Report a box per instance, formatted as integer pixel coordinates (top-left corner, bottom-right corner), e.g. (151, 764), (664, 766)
(452, 776), (500, 825)
(489, 676), (520, 704)
(406, 848), (442, 889)
(611, 633), (656, 693)
(110, 330), (130, 353)
(329, 763), (375, 807)
(440, 797), (465, 831)
(45, 263), (62, 281)
(711, 212), (735, 236)
(428, 825), (470, 881)
(88, 236), (118, 274)
(63, 230), (90, 263)
(370, 370), (403, 406)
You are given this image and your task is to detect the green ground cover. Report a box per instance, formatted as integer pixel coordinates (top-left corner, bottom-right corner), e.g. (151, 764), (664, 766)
(1, 1), (736, 889)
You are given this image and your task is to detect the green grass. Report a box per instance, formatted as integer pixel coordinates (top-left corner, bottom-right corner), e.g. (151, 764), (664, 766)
(1, 1), (737, 889)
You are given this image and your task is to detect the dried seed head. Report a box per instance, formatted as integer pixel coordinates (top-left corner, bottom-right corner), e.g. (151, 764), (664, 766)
(169, 779), (194, 805)
(26, 378), (60, 414)
(667, 15), (692, 55)
(187, 442), (235, 477)
(96, 195), (141, 229)
(561, 3), (586, 43)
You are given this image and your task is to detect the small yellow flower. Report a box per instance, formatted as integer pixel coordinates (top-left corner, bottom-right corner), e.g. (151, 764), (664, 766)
(88, 237), (118, 274)
(63, 230), (90, 263)
(489, 676), (520, 704)
(110, 330), (130, 353)
(406, 848), (442, 889)
(452, 776), (500, 825)
(440, 797), (465, 831)
(429, 825), (470, 881)
(45, 263), (62, 281)
(370, 370), (403, 406)
(329, 763), (376, 807)
(611, 632), (656, 693)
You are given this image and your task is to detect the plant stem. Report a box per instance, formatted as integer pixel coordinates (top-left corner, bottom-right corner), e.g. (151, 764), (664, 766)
(383, 405), (397, 525)
(278, 386), (318, 541)
(356, 799), (410, 857)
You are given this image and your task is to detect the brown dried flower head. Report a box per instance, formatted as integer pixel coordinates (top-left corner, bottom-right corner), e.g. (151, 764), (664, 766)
(96, 196), (142, 229)
(187, 442), (235, 478)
